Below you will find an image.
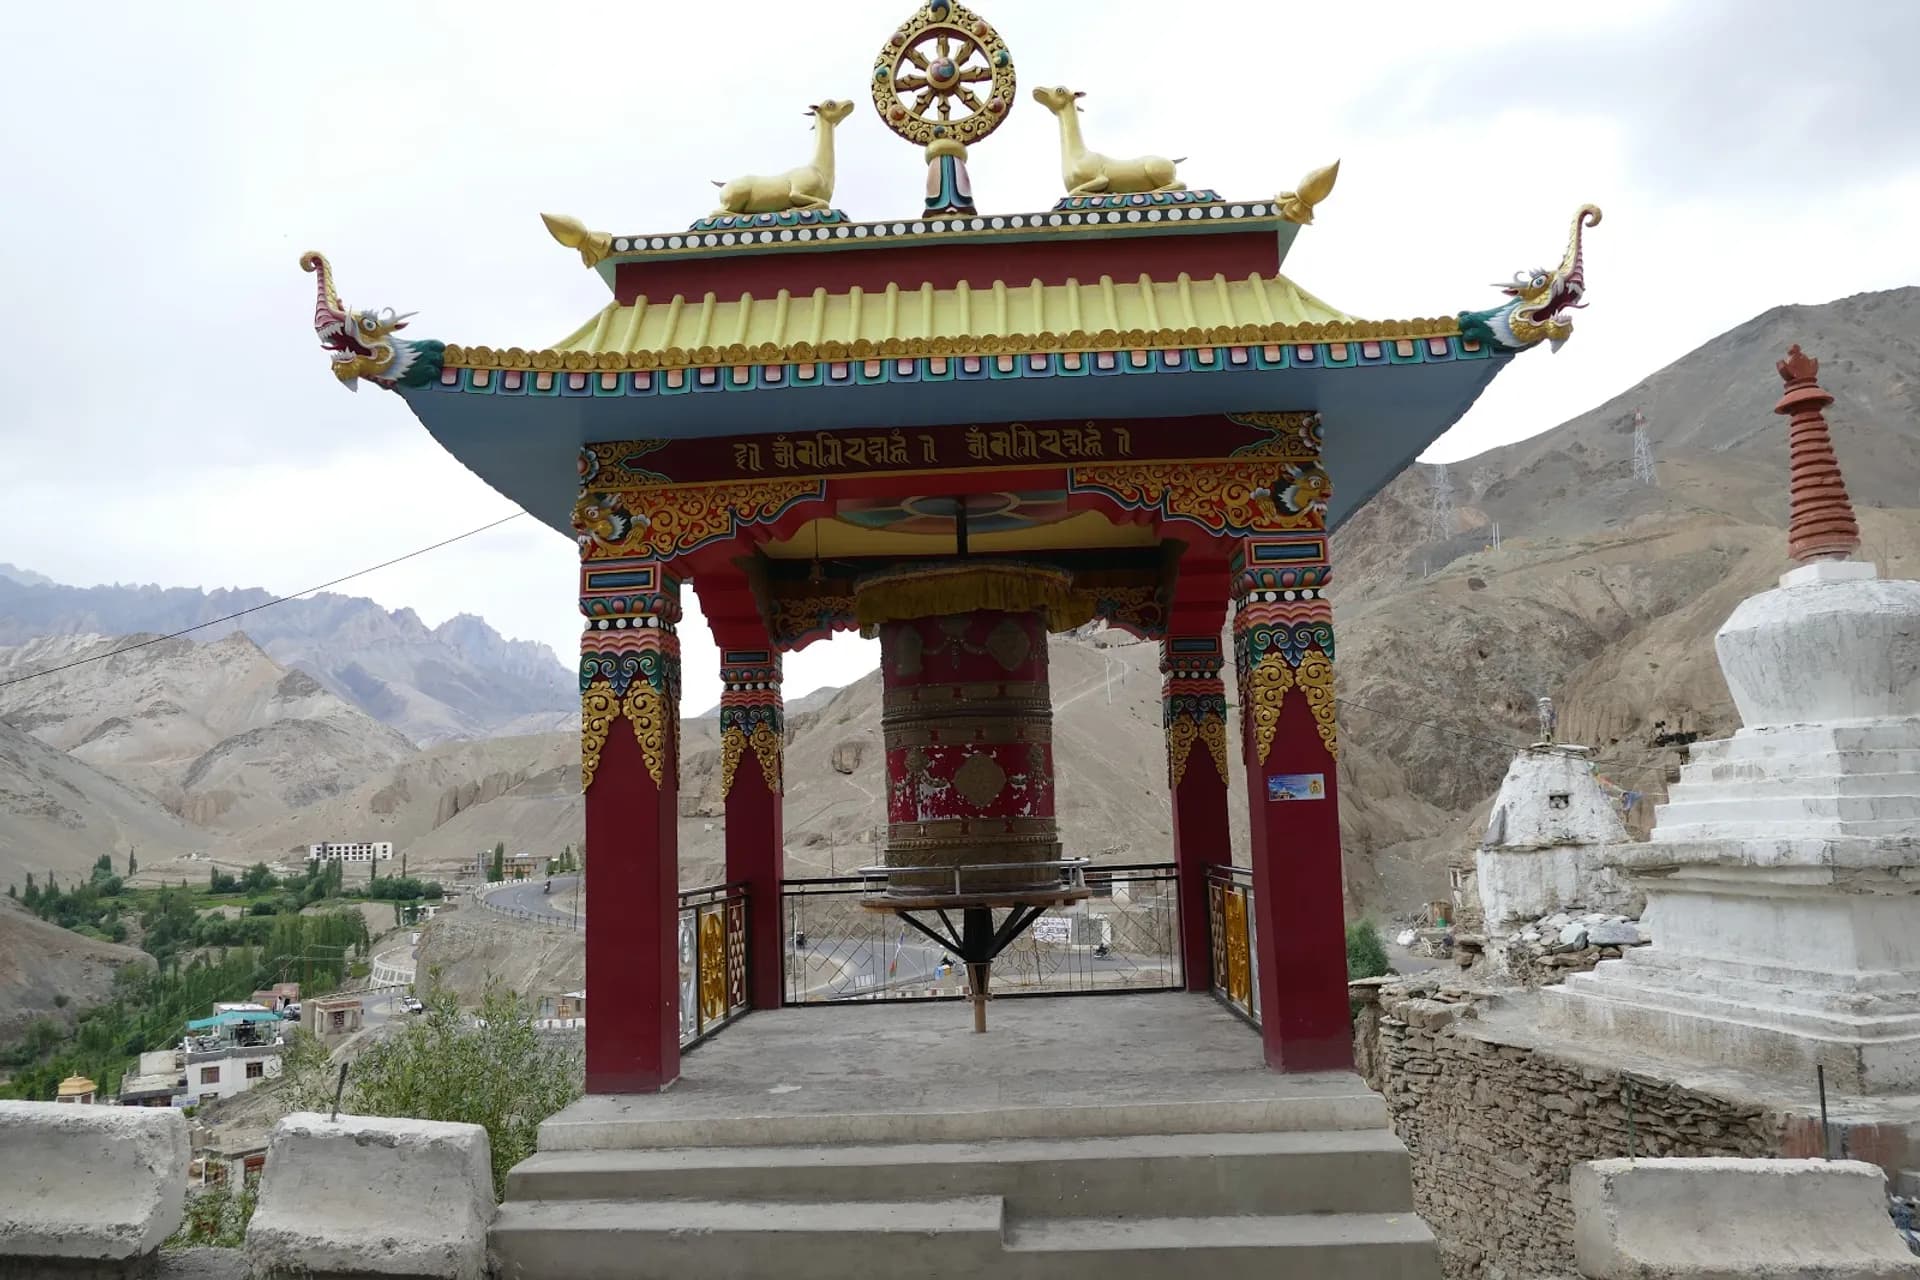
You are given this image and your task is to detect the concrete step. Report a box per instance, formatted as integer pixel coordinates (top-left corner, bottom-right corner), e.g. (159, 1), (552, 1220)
(537, 1086), (1388, 1150)
(1617, 948), (1920, 1000)
(490, 1198), (1439, 1280)
(506, 1129), (1415, 1218)
(490, 1196), (1006, 1280)
(1650, 816), (1920, 841)
(1668, 770), (1920, 799)
(1690, 723), (1920, 762)
(1654, 793), (1920, 825)
(1003, 1211), (1438, 1279)
(1557, 967), (1920, 1039)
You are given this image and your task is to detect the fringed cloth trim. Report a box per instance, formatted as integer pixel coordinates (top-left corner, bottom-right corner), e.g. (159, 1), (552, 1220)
(854, 563), (1096, 634)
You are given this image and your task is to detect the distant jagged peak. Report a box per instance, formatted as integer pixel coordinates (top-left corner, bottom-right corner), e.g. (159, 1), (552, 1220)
(0, 563), (54, 588)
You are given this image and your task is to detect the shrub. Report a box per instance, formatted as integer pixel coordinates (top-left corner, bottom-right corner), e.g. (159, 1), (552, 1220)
(1345, 919), (1390, 981)
(167, 1180), (257, 1248)
(284, 982), (581, 1199)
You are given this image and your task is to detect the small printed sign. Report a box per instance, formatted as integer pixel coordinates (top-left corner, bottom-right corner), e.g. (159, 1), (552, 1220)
(1266, 773), (1326, 802)
(1030, 916), (1071, 944)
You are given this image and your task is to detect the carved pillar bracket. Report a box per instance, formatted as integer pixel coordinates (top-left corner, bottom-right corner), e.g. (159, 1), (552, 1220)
(1232, 535), (1337, 763)
(1162, 636), (1229, 788)
(719, 649), (784, 797)
(579, 557), (683, 790)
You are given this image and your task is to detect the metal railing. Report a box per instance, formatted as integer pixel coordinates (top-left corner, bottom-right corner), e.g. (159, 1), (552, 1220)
(678, 882), (750, 1050)
(1206, 865), (1260, 1026)
(782, 863), (1182, 1005)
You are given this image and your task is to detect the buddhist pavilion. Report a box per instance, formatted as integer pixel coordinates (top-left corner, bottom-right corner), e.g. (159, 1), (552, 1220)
(300, 1), (1601, 1098)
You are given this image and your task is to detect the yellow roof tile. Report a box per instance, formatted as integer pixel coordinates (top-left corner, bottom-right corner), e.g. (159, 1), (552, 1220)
(442, 273), (1462, 373)
(551, 273), (1352, 357)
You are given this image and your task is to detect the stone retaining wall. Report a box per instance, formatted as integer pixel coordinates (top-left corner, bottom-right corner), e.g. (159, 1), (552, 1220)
(1354, 982), (1780, 1279)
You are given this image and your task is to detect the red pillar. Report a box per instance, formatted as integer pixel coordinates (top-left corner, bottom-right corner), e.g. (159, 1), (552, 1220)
(1162, 633), (1230, 992)
(580, 559), (682, 1093)
(718, 648), (785, 1009)
(1233, 535), (1350, 1071)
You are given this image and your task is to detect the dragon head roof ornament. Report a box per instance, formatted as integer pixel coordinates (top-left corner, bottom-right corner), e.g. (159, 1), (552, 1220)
(1458, 205), (1603, 353)
(299, 252), (445, 392)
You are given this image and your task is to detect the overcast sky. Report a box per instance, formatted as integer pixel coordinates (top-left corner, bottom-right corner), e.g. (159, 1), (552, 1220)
(3, 1), (1915, 715)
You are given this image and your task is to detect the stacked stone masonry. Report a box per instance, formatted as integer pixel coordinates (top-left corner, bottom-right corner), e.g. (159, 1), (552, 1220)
(1354, 981), (1779, 1280)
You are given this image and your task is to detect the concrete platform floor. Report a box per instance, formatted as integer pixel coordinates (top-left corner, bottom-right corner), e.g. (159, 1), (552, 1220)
(542, 994), (1383, 1150)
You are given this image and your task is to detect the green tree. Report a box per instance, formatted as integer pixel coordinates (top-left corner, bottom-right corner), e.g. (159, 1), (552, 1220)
(490, 843), (505, 882)
(127, 848), (137, 876)
(283, 982), (581, 1199)
(1346, 919), (1391, 981)
(91, 854), (114, 881)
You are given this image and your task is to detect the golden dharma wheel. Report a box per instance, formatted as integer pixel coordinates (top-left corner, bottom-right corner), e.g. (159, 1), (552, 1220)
(871, 1), (1016, 149)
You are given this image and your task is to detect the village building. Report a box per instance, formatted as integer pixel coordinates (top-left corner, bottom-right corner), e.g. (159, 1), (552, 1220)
(116, 1050), (187, 1108)
(308, 995), (364, 1042)
(183, 1008), (286, 1105)
(305, 840), (394, 864)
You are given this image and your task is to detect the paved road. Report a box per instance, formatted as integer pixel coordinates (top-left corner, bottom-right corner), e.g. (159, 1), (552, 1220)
(484, 875), (582, 928)
(794, 934), (1144, 1000)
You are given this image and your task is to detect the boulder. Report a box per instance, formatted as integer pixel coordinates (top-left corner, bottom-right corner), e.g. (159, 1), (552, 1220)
(0, 1101), (189, 1271)
(1587, 921), (1643, 947)
(1558, 922), (1590, 949)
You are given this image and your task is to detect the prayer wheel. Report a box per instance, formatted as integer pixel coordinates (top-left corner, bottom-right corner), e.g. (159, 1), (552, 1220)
(858, 564), (1084, 900)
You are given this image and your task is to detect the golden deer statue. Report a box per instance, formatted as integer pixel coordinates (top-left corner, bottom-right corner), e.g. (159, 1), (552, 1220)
(711, 99), (856, 216)
(1032, 86), (1185, 197)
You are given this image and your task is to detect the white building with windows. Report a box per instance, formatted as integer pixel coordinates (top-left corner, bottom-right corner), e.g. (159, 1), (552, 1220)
(306, 840), (395, 864)
(182, 1009), (287, 1105)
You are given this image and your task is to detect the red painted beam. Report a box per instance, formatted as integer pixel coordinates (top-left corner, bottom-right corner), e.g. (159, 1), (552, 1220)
(614, 232), (1281, 306)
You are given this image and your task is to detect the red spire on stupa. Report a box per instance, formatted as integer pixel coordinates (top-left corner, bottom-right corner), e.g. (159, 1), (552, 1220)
(1775, 344), (1861, 565)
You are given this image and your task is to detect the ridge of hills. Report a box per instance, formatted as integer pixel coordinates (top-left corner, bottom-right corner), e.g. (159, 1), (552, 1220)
(0, 576), (575, 745)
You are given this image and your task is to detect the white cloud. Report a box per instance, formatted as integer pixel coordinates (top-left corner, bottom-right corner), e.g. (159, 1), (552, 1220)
(3, 0), (1914, 716)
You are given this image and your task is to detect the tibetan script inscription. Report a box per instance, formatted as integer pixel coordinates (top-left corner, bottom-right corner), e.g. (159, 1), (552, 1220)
(592, 414), (1277, 488)
(727, 422), (1134, 477)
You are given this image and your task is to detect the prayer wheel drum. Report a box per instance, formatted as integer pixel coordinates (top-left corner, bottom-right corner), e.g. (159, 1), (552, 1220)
(859, 565), (1083, 900)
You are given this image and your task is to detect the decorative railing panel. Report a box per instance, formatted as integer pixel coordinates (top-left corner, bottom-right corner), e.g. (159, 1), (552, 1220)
(678, 883), (750, 1049)
(782, 863), (1181, 1004)
(1206, 865), (1260, 1026)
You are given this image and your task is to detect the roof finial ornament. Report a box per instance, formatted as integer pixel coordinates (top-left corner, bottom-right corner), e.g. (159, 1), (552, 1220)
(1458, 205), (1602, 353)
(1776, 345), (1861, 565)
(1276, 160), (1340, 225)
(540, 214), (614, 269)
(1537, 695), (1556, 746)
(872, 2), (1016, 217)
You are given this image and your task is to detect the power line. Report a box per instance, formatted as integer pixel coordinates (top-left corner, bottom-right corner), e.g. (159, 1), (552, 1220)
(0, 512), (528, 692)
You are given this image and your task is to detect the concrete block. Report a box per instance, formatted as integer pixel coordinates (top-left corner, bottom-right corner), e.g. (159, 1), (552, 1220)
(0, 1100), (189, 1273)
(1571, 1157), (1920, 1278)
(244, 1113), (493, 1279)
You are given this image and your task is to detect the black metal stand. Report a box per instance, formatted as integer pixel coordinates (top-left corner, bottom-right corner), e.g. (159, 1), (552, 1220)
(893, 902), (1051, 1032)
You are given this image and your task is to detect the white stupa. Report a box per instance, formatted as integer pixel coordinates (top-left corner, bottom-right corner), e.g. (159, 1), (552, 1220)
(1473, 699), (1636, 931)
(1548, 346), (1920, 1093)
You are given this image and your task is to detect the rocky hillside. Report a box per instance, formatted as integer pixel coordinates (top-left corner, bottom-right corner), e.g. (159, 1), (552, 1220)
(0, 577), (574, 744)
(0, 632), (417, 831)
(0, 717), (198, 888)
(0, 900), (151, 1046)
